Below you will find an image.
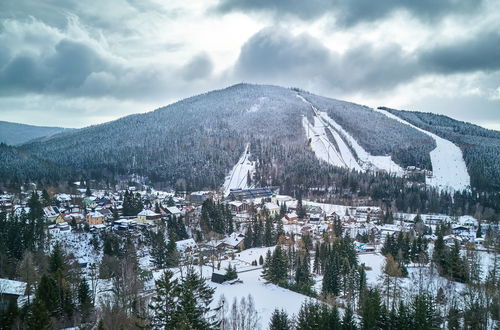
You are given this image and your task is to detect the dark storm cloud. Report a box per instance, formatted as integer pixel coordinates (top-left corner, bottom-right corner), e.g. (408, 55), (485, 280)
(233, 27), (418, 92)
(233, 27), (500, 93)
(181, 53), (214, 80)
(214, 0), (483, 27)
(420, 31), (500, 74)
(0, 38), (116, 95)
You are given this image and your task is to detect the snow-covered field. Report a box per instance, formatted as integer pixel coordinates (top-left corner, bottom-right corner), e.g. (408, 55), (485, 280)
(376, 109), (470, 191)
(223, 144), (255, 197)
(145, 247), (314, 328)
(299, 94), (403, 175)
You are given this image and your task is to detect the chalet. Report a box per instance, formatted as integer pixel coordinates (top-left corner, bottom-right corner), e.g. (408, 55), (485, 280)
(228, 201), (251, 213)
(0, 279), (27, 311)
(217, 233), (245, 250)
(86, 210), (105, 225)
(176, 238), (198, 253)
(137, 209), (161, 224)
(165, 206), (182, 218)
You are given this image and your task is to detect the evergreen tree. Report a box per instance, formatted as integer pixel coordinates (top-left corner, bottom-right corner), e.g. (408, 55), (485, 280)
(361, 288), (381, 330)
(149, 270), (179, 329)
(342, 305), (357, 330)
(78, 279), (93, 322)
(175, 268), (218, 329)
(224, 264), (238, 281)
(269, 308), (290, 330)
(27, 297), (52, 330)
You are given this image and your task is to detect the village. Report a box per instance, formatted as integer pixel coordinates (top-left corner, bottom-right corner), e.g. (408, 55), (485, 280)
(1, 180), (498, 326)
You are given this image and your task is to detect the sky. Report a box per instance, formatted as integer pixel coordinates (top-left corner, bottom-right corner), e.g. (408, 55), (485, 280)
(0, 0), (499, 130)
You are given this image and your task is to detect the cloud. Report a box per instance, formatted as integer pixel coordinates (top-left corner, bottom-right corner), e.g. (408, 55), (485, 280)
(232, 27), (418, 92)
(214, 0), (484, 27)
(420, 31), (500, 74)
(181, 52), (214, 80)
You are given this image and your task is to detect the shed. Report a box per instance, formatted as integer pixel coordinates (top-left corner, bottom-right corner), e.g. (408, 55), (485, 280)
(211, 272), (226, 284)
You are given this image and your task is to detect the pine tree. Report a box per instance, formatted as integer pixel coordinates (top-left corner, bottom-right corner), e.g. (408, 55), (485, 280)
(264, 217), (274, 247)
(361, 288), (381, 330)
(77, 279), (93, 322)
(225, 264), (238, 281)
(27, 297), (52, 330)
(341, 305), (357, 330)
(269, 308), (290, 330)
(175, 268), (218, 329)
(149, 270), (179, 329)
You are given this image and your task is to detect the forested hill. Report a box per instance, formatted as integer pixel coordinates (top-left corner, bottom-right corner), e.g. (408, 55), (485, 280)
(0, 84), (497, 194)
(0, 120), (69, 145)
(382, 108), (500, 192)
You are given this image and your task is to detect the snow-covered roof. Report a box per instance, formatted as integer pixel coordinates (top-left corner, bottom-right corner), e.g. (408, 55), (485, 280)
(219, 232), (245, 248)
(176, 238), (198, 252)
(0, 278), (27, 296)
(166, 206), (181, 214)
(264, 202), (279, 210)
(87, 211), (104, 218)
(138, 209), (159, 216)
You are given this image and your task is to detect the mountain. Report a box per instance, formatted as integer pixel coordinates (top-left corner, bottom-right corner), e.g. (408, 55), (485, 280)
(1, 84), (498, 194)
(0, 120), (70, 146)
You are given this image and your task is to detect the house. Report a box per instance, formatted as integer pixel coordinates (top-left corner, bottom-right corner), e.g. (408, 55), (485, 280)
(176, 238), (198, 253)
(137, 209), (161, 224)
(228, 201), (251, 213)
(86, 210), (105, 225)
(43, 206), (60, 222)
(54, 214), (65, 224)
(165, 206), (182, 218)
(0, 279), (27, 311)
(262, 202), (280, 217)
(211, 272), (226, 284)
(217, 233), (245, 250)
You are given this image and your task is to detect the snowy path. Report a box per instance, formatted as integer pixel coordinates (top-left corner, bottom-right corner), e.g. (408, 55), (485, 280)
(299, 94), (403, 174)
(375, 109), (470, 191)
(223, 144), (255, 197)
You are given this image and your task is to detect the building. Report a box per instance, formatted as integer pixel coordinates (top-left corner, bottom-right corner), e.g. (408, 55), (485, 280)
(137, 209), (161, 224)
(260, 202), (280, 217)
(0, 279), (27, 311)
(211, 272), (226, 284)
(86, 210), (105, 225)
(217, 233), (245, 250)
(226, 187), (279, 201)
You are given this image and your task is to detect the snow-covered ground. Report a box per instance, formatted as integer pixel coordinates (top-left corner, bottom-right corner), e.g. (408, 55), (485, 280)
(223, 144), (256, 197)
(375, 109), (470, 191)
(299, 94), (403, 175)
(145, 247), (314, 329)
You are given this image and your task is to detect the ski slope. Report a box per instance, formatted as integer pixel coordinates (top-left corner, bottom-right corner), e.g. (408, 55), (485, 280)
(375, 109), (470, 191)
(223, 144), (255, 197)
(299, 94), (403, 174)
(318, 111), (404, 175)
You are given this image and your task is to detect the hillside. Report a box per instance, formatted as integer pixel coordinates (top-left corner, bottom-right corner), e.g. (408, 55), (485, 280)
(382, 108), (500, 192)
(0, 84), (496, 193)
(0, 120), (69, 145)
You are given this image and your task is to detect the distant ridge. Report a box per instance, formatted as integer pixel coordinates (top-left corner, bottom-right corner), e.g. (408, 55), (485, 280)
(0, 120), (70, 146)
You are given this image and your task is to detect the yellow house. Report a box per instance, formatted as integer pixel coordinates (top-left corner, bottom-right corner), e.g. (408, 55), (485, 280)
(86, 211), (105, 225)
(137, 209), (161, 224)
(54, 214), (65, 224)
